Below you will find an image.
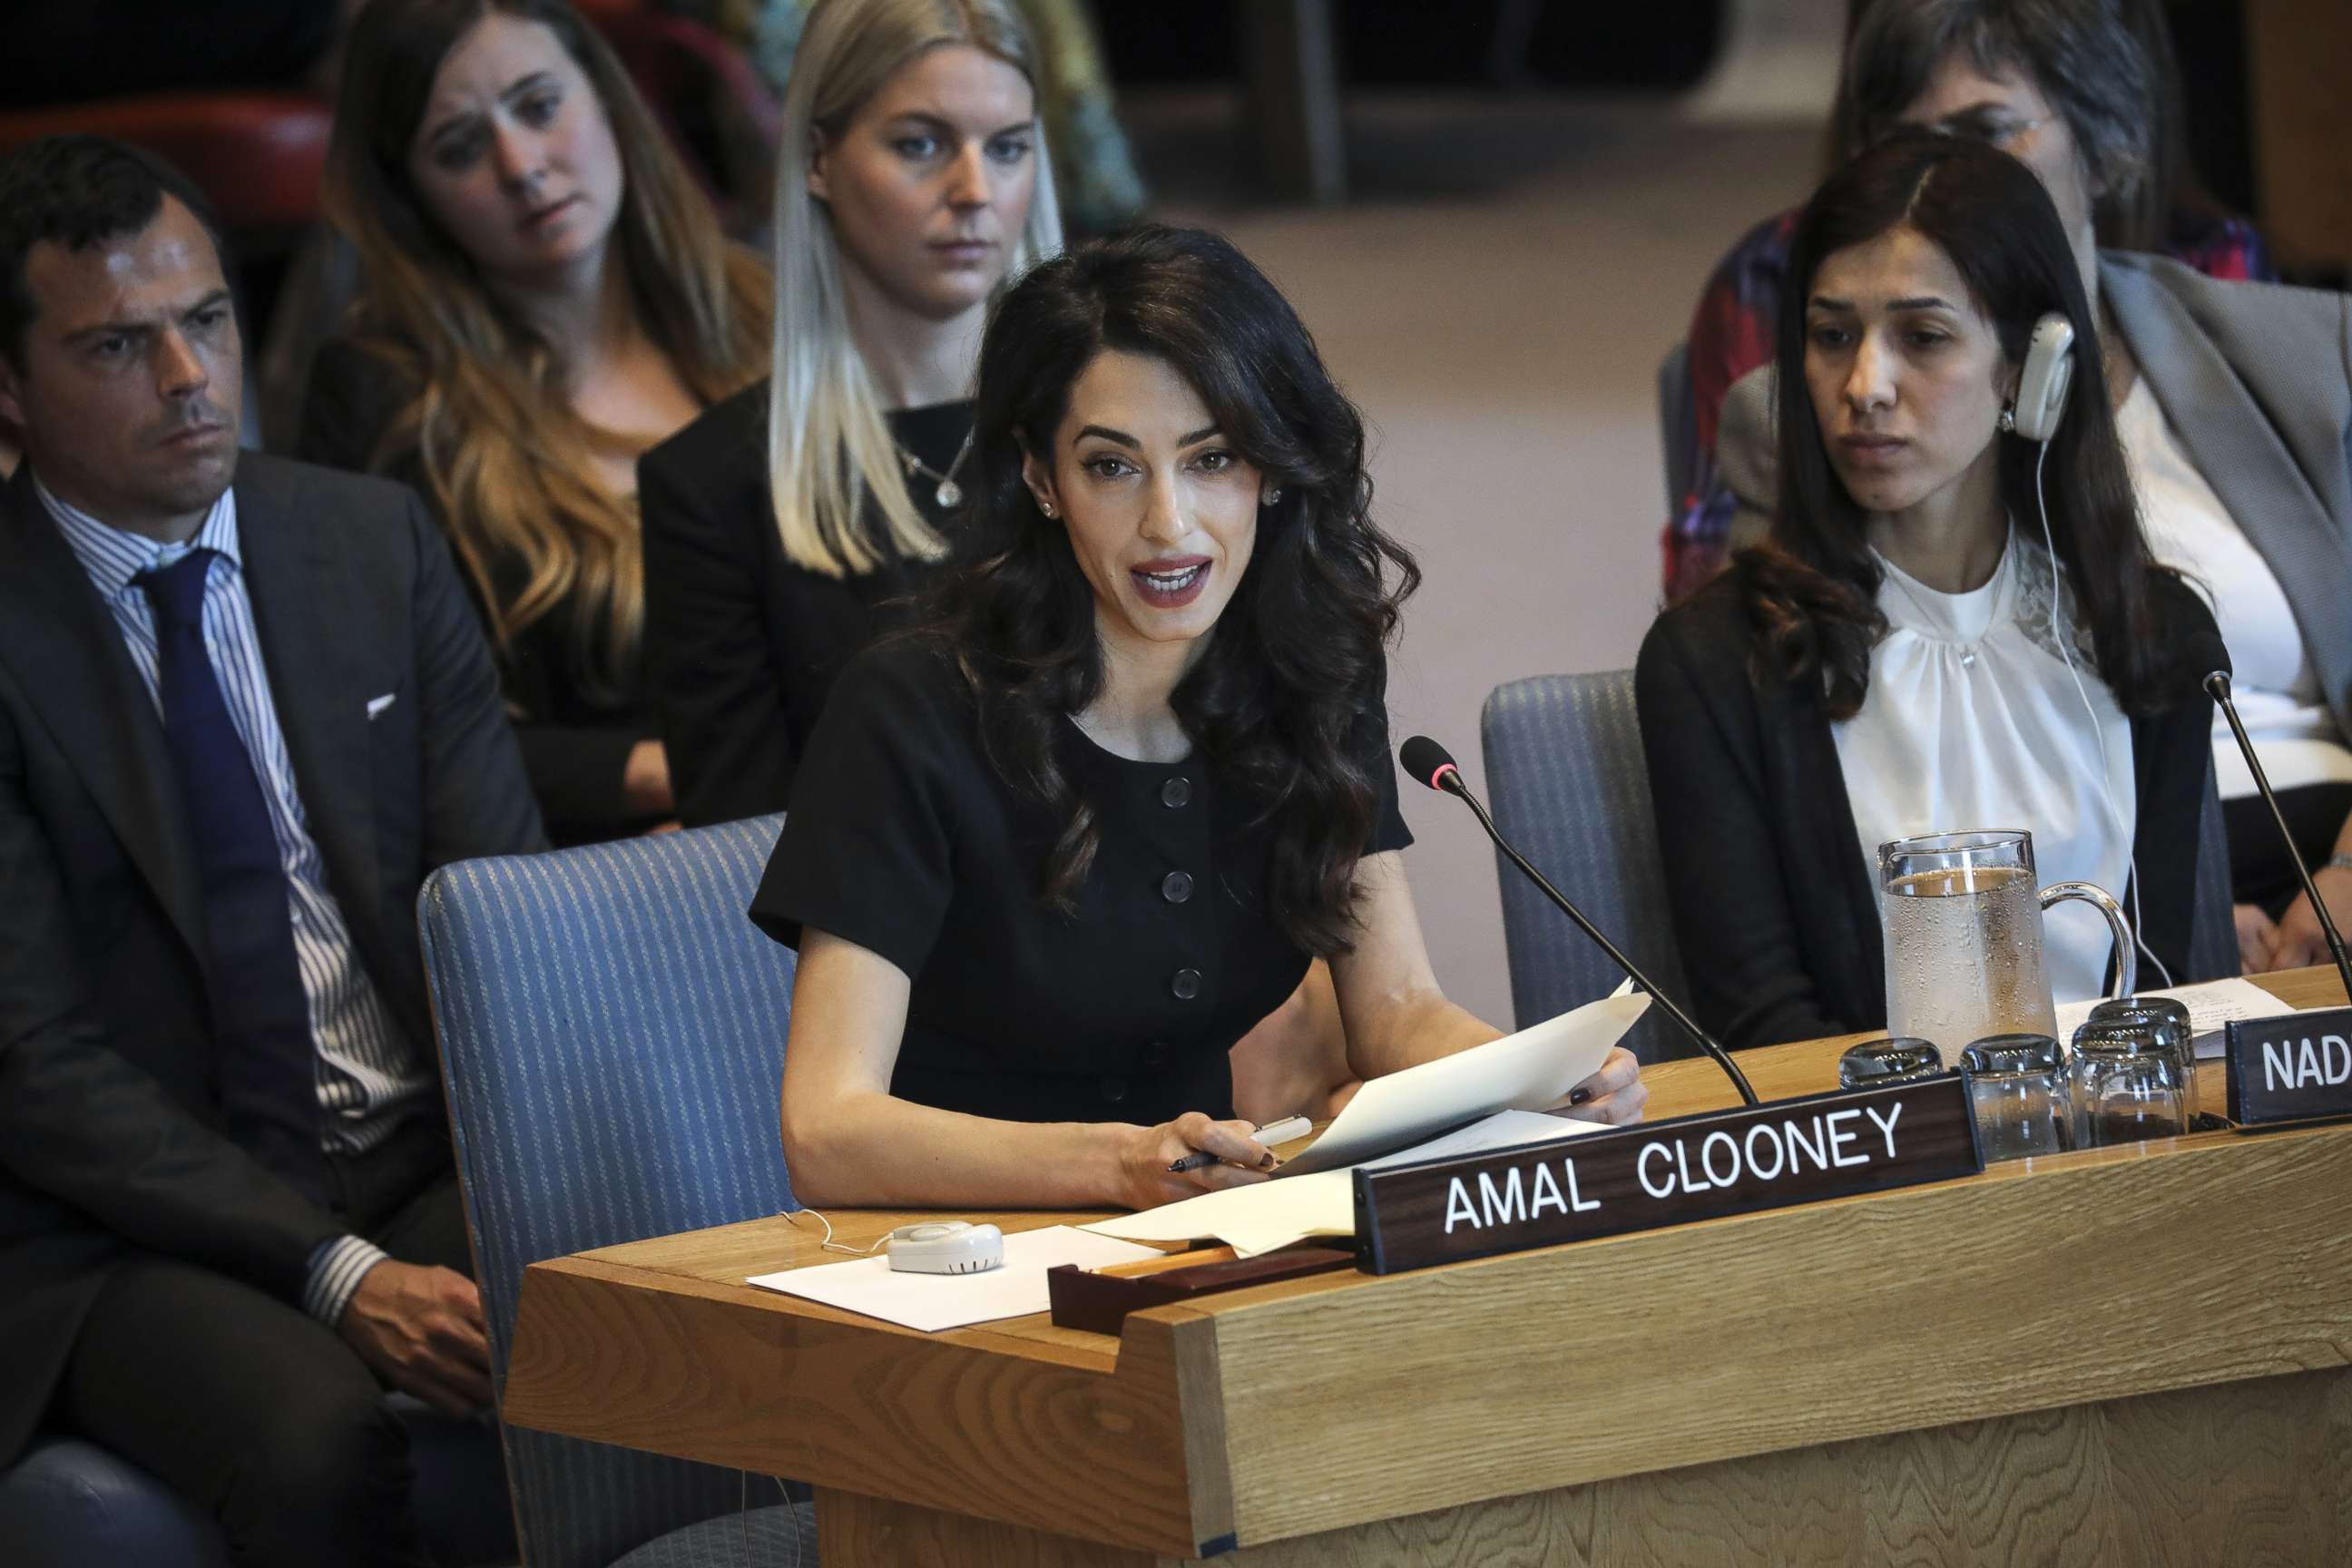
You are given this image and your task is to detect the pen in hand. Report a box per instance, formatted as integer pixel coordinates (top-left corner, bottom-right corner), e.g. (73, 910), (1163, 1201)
(1168, 1114), (1314, 1174)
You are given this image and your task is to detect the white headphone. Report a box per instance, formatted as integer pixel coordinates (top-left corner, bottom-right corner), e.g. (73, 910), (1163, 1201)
(2006, 310), (2173, 991)
(2007, 313), (2076, 442)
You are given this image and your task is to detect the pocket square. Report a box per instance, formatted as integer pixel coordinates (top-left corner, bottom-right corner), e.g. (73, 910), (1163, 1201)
(366, 692), (398, 720)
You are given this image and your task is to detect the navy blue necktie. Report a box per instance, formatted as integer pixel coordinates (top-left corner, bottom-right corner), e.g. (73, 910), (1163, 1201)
(135, 549), (332, 1208)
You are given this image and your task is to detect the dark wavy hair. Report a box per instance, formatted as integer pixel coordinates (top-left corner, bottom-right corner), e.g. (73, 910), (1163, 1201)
(926, 223), (1420, 956)
(1740, 130), (2172, 719)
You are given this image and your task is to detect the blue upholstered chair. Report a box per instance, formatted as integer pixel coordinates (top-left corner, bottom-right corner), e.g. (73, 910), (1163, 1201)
(0, 1438), (232, 1568)
(1482, 671), (1693, 1062)
(417, 814), (817, 1568)
(1481, 671), (2241, 1061)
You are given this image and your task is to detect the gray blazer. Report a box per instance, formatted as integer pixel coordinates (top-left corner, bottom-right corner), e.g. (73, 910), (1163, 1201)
(1715, 253), (2352, 740)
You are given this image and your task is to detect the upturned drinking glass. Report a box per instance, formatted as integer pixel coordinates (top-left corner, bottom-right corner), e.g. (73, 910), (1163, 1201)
(2087, 995), (2199, 1123)
(1959, 1034), (2070, 1161)
(1838, 1036), (1945, 1090)
(2070, 1016), (2189, 1146)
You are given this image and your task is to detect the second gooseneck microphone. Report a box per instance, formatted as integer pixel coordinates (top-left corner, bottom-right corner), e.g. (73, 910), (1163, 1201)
(2206, 671), (2352, 1001)
(1399, 735), (1760, 1107)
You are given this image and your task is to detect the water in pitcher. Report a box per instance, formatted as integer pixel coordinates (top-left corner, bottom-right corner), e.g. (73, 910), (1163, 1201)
(1884, 862), (2060, 1051)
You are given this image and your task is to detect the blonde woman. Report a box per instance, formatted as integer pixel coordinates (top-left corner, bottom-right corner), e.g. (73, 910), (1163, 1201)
(638, 0), (1061, 829)
(298, 0), (769, 844)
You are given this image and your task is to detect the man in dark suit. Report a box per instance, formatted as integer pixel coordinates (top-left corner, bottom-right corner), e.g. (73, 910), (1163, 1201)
(0, 137), (545, 1564)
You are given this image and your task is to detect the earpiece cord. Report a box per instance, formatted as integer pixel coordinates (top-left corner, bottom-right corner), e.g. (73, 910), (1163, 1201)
(784, 1206), (890, 1257)
(2034, 439), (2174, 992)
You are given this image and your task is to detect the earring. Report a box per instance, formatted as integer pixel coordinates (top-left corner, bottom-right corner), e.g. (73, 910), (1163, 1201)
(1261, 486), (1283, 506)
(1998, 405), (2018, 434)
(1038, 498), (1055, 518)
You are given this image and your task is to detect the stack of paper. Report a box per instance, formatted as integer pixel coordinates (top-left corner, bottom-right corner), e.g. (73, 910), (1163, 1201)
(1087, 988), (1650, 1255)
(746, 1226), (1163, 1332)
(747, 990), (1650, 1326)
(2052, 975), (2286, 1059)
(1084, 1108), (1603, 1258)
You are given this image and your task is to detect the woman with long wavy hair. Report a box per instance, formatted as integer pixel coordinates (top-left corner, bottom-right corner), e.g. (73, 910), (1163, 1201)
(299, 0), (769, 843)
(1636, 132), (2228, 1051)
(752, 226), (1646, 1210)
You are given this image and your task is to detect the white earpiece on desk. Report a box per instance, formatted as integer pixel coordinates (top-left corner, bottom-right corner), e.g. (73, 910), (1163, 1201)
(885, 1221), (1004, 1275)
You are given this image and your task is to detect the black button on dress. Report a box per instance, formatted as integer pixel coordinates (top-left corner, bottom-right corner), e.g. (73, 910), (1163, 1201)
(752, 637), (1413, 1127)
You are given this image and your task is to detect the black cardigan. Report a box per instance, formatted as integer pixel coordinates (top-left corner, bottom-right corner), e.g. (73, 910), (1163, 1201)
(294, 336), (663, 845)
(636, 380), (969, 828)
(1634, 569), (2225, 1049)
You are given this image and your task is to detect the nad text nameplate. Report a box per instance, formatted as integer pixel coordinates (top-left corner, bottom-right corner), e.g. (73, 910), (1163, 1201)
(2226, 1005), (2352, 1127)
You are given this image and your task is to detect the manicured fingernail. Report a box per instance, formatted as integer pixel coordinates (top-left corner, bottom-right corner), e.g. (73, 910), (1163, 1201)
(1259, 1151), (1278, 1168)
(1570, 1088), (1593, 1106)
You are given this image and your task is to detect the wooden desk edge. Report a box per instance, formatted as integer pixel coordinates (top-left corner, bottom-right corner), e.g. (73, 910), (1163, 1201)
(499, 967), (2350, 1556)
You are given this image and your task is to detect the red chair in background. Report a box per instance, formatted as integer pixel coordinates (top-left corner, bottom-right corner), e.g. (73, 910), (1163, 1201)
(0, 90), (333, 236)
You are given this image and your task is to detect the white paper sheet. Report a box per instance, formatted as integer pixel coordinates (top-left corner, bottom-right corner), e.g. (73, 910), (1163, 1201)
(2052, 976), (2291, 1060)
(745, 1225), (1163, 1332)
(1276, 989), (1650, 1175)
(1083, 1109), (1603, 1258)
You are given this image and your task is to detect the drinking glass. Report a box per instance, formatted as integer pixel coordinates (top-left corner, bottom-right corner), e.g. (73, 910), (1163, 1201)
(2087, 995), (2198, 1123)
(2070, 1017), (2188, 1146)
(1879, 829), (2135, 1054)
(1838, 1037), (1945, 1089)
(1958, 1034), (2069, 1161)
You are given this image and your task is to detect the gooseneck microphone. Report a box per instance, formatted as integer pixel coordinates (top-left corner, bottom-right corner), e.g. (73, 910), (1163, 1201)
(1400, 735), (1760, 1106)
(2206, 671), (2352, 1001)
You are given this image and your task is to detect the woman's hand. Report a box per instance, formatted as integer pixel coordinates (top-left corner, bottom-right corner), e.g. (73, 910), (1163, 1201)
(1117, 1112), (1279, 1210)
(2267, 867), (2352, 972)
(1559, 1047), (1648, 1126)
(2235, 901), (2280, 975)
(622, 739), (676, 815)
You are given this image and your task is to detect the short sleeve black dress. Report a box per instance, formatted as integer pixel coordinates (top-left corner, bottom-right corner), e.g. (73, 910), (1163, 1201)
(750, 639), (1415, 1127)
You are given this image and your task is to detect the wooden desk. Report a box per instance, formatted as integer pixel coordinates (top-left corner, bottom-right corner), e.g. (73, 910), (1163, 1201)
(503, 968), (2352, 1565)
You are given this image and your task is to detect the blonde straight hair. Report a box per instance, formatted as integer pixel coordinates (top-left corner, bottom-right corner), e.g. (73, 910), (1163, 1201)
(327, 0), (770, 697)
(769, 0), (1063, 578)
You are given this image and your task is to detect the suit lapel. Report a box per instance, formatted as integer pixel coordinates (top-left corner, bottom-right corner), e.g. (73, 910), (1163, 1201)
(0, 468), (207, 956)
(234, 464), (385, 936)
(2102, 258), (2352, 715)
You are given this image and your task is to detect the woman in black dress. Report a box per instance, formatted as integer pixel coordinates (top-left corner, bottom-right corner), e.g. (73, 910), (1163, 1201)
(756, 227), (1647, 1210)
(638, 0), (1062, 830)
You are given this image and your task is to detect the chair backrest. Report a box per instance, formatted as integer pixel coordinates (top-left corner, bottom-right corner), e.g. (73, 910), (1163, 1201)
(1658, 340), (1698, 513)
(419, 816), (797, 1568)
(1481, 671), (1692, 1063)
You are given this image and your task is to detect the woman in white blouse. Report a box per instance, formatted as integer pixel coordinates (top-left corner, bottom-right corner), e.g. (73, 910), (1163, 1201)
(1636, 132), (2226, 1049)
(1706, 0), (2352, 974)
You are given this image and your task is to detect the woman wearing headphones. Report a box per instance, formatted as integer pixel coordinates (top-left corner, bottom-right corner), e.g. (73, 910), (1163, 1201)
(1636, 132), (2224, 1050)
(1681, 0), (2352, 978)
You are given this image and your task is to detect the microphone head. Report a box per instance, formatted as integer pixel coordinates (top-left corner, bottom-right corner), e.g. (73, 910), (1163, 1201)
(1398, 735), (1460, 792)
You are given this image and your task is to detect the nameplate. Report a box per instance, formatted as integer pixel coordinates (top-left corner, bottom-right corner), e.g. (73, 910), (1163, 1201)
(2225, 1006), (2352, 1127)
(1351, 1075), (1983, 1275)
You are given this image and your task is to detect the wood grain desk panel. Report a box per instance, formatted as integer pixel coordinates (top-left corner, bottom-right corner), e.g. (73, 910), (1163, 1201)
(501, 967), (2352, 1564)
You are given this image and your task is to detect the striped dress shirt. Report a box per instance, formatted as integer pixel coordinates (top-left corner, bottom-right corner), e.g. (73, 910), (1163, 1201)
(43, 477), (426, 1325)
